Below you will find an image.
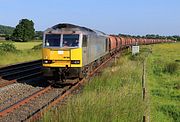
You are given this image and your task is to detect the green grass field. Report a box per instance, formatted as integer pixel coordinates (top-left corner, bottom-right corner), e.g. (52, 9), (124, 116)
(12, 41), (42, 50)
(0, 41), (42, 66)
(42, 49), (146, 122)
(146, 43), (180, 122)
(42, 42), (179, 122)
(0, 40), (42, 50)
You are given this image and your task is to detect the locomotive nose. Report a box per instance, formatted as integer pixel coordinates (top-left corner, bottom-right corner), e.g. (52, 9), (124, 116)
(43, 48), (71, 67)
(57, 50), (71, 60)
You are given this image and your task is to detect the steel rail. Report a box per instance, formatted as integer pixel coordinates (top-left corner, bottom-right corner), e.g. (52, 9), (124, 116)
(0, 63), (41, 75)
(0, 60), (41, 72)
(0, 85), (52, 117)
(1, 66), (41, 78)
(0, 60), (42, 88)
(0, 72), (42, 88)
(27, 53), (117, 121)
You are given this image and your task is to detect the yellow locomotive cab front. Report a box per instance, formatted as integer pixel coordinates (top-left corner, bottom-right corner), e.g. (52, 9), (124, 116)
(42, 48), (82, 68)
(42, 32), (84, 79)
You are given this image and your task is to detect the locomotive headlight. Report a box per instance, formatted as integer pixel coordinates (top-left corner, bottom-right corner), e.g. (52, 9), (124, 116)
(71, 60), (80, 64)
(43, 60), (52, 64)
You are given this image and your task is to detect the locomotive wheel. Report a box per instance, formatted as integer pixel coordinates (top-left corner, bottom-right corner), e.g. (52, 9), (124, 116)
(60, 72), (66, 82)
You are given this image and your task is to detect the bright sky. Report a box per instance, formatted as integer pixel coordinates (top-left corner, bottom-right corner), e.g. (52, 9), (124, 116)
(0, 0), (180, 35)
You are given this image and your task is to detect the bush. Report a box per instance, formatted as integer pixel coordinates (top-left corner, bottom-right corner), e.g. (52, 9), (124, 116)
(129, 53), (144, 62)
(0, 43), (17, 54)
(158, 105), (180, 122)
(152, 59), (165, 75)
(164, 62), (179, 74)
(32, 43), (42, 50)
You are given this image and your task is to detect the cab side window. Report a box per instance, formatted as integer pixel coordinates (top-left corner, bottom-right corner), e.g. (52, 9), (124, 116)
(82, 35), (87, 47)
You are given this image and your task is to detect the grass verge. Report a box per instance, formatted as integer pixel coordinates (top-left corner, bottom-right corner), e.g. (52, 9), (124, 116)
(42, 50), (146, 122)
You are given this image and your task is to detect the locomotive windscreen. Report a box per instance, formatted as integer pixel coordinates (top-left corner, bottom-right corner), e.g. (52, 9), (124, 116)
(45, 34), (61, 47)
(44, 34), (79, 48)
(62, 34), (79, 47)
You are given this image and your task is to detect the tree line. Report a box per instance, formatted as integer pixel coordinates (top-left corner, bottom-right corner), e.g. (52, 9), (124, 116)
(119, 34), (180, 41)
(0, 19), (43, 42)
(0, 19), (180, 42)
(0, 25), (14, 35)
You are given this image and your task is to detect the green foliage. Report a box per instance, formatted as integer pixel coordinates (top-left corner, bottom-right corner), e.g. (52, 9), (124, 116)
(42, 56), (145, 122)
(0, 49), (41, 66)
(12, 19), (35, 42)
(129, 53), (143, 61)
(0, 43), (17, 54)
(146, 34), (163, 39)
(0, 42), (41, 66)
(0, 25), (14, 35)
(0, 34), (12, 40)
(118, 33), (180, 41)
(34, 31), (43, 40)
(13, 41), (42, 50)
(152, 59), (165, 76)
(171, 35), (180, 42)
(147, 43), (180, 122)
(164, 62), (179, 74)
(158, 105), (180, 122)
(32, 43), (42, 50)
(152, 60), (179, 75)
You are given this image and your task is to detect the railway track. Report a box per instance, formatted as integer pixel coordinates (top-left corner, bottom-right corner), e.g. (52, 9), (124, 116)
(27, 53), (118, 121)
(0, 60), (42, 88)
(0, 79), (78, 121)
(0, 60), (81, 121)
(0, 53), (119, 121)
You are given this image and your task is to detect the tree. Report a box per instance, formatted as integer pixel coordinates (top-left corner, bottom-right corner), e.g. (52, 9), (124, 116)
(34, 31), (43, 40)
(0, 25), (14, 35)
(12, 19), (35, 42)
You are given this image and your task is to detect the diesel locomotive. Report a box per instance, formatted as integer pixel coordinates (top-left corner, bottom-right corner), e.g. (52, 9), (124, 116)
(42, 23), (109, 81)
(42, 23), (172, 81)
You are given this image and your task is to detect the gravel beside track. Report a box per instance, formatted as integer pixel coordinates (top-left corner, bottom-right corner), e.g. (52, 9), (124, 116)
(0, 86), (69, 122)
(0, 83), (44, 111)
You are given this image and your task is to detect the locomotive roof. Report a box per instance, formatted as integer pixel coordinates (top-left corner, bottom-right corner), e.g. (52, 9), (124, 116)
(45, 23), (107, 36)
(52, 23), (94, 32)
